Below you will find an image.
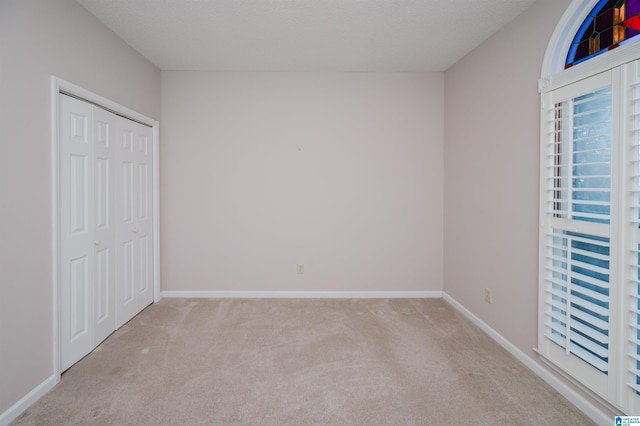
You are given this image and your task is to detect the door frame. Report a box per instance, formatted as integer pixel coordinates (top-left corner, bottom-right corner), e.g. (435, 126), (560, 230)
(51, 76), (161, 379)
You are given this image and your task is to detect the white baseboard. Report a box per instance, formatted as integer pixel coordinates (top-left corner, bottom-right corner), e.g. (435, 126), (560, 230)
(161, 290), (443, 299)
(442, 292), (611, 426)
(0, 374), (58, 426)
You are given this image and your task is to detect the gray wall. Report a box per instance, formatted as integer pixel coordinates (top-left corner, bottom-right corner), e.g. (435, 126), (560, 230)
(0, 0), (160, 414)
(443, 0), (613, 417)
(160, 71), (444, 294)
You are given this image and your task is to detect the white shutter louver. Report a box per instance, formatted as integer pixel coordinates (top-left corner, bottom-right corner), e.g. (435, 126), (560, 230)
(625, 63), (640, 411)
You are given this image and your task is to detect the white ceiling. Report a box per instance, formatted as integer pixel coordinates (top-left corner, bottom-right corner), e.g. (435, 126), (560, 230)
(76, 0), (539, 72)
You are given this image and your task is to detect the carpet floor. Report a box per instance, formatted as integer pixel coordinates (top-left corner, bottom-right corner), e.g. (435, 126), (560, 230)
(13, 298), (595, 425)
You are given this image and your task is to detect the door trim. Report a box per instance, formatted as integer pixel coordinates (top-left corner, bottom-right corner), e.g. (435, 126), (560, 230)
(51, 76), (161, 379)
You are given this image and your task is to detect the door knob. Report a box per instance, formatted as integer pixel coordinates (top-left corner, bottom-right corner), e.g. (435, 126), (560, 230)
(93, 240), (100, 246)
(132, 227), (139, 234)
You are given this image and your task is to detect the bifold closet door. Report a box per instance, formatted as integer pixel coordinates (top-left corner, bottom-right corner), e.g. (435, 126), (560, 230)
(60, 94), (154, 371)
(115, 118), (154, 328)
(60, 95), (116, 371)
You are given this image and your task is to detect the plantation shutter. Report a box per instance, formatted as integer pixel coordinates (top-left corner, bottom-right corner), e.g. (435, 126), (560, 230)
(624, 60), (640, 413)
(539, 70), (616, 398)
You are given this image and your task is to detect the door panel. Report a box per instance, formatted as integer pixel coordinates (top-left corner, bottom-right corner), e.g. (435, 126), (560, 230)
(115, 119), (153, 327)
(138, 164), (149, 220)
(123, 240), (135, 302)
(139, 235), (150, 295)
(92, 106), (116, 345)
(69, 155), (88, 235)
(116, 120), (138, 327)
(69, 256), (89, 339)
(60, 96), (94, 370)
(95, 248), (109, 322)
(95, 158), (108, 229)
(122, 162), (134, 224)
(135, 124), (154, 308)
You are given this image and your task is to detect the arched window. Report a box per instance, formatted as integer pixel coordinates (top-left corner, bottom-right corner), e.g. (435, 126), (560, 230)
(566, 0), (640, 68)
(539, 0), (640, 415)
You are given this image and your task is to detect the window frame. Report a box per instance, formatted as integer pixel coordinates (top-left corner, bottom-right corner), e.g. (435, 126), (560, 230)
(540, 0), (640, 94)
(538, 0), (640, 414)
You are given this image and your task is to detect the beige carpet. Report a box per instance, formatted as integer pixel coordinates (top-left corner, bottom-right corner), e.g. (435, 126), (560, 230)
(13, 298), (595, 425)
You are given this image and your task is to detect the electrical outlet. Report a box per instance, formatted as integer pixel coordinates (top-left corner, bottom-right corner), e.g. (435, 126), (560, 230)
(484, 288), (492, 304)
(296, 264), (304, 275)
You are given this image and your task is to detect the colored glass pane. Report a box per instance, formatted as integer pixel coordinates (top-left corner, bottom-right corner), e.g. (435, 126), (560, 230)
(566, 0), (640, 68)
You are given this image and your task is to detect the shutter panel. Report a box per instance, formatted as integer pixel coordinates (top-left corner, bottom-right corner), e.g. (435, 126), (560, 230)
(539, 71), (614, 397)
(623, 60), (640, 413)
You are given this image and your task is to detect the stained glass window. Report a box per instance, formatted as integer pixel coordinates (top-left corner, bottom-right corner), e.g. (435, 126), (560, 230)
(566, 0), (640, 68)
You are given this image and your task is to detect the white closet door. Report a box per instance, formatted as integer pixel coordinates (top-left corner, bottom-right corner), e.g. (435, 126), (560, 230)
(133, 122), (154, 309)
(115, 118), (153, 328)
(60, 95), (116, 371)
(60, 94), (154, 371)
(92, 107), (117, 344)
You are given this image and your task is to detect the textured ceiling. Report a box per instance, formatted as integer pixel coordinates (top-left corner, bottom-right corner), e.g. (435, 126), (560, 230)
(76, 0), (538, 72)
